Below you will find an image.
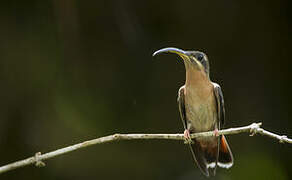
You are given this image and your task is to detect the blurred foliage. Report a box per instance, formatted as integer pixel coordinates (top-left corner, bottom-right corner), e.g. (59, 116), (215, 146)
(0, 0), (291, 179)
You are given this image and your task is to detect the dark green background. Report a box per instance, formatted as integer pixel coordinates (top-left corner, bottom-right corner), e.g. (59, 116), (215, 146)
(0, 0), (291, 179)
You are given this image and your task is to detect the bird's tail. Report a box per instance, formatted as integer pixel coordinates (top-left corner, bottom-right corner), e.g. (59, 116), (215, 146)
(218, 135), (233, 168)
(188, 135), (233, 177)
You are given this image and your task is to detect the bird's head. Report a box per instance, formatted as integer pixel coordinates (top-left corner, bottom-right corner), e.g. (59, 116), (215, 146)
(153, 47), (210, 79)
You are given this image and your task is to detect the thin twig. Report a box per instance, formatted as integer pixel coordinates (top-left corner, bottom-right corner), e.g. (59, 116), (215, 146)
(0, 122), (290, 174)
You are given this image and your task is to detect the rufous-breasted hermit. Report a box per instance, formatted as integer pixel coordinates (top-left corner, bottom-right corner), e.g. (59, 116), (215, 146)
(153, 47), (233, 177)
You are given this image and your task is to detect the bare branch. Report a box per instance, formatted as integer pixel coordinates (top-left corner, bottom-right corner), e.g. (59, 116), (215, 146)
(0, 122), (291, 174)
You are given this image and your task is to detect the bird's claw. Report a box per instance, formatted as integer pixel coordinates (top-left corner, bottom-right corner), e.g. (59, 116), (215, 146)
(184, 129), (193, 144)
(213, 128), (219, 137)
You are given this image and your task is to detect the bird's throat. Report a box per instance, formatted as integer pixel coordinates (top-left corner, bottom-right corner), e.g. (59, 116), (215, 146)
(185, 67), (211, 90)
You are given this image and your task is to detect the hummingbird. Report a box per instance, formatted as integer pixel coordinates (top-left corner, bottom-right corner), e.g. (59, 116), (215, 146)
(153, 47), (233, 176)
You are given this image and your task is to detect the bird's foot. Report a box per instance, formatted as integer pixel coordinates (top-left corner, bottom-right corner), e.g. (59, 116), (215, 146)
(213, 128), (219, 137)
(184, 129), (193, 144)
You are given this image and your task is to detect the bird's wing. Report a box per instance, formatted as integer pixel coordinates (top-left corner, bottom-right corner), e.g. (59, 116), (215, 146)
(177, 85), (187, 130)
(213, 83), (234, 170)
(209, 83), (226, 175)
(212, 83), (225, 127)
(178, 85), (211, 176)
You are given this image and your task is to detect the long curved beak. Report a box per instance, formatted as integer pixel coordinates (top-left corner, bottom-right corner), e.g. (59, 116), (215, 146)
(152, 47), (189, 60)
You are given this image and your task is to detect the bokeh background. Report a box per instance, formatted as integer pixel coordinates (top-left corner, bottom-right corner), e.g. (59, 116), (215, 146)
(0, 0), (291, 179)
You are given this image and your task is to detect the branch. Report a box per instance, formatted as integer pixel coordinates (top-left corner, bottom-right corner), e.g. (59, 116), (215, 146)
(0, 122), (291, 174)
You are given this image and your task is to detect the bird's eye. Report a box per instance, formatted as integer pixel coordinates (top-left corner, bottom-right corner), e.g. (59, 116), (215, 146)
(197, 54), (204, 61)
